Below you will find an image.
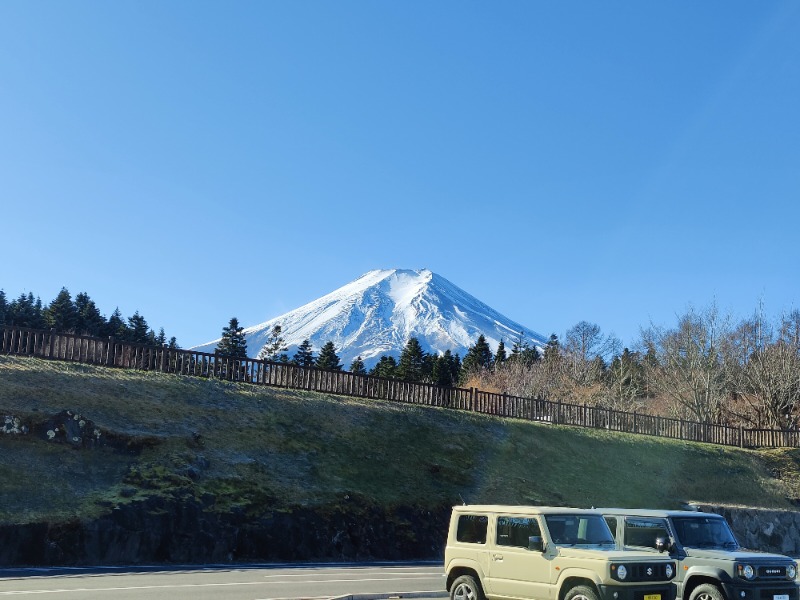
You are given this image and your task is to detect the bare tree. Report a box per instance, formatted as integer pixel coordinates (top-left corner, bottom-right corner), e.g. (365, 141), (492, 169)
(564, 321), (621, 386)
(727, 308), (800, 428)
(640, 304), (732, 423)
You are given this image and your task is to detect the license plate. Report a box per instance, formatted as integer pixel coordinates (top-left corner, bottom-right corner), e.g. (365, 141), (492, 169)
(774, 595), (789, 600)
(644, 595), (661, 600)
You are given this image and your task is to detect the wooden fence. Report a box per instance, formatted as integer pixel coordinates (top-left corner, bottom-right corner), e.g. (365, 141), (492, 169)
(2, 325), (799, 449)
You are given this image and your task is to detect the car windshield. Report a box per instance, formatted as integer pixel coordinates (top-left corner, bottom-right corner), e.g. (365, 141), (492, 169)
(671, 517), (739, 549)
(544, 514), (616, 546)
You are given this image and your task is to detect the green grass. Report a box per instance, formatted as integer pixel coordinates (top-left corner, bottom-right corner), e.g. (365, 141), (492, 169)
(1, 355), (798, 524)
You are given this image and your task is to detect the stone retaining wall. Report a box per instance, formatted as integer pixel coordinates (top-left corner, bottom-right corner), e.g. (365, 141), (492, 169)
(690, 503), (800, 558)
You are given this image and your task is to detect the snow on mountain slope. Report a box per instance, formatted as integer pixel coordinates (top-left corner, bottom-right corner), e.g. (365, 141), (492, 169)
(193, 269), (548, 368)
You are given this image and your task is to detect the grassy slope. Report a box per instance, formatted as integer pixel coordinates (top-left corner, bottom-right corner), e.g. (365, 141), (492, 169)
(1, 356), (799, 525)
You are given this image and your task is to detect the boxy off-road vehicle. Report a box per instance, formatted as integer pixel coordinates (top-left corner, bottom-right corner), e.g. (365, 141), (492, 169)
(445, 505), (677, 600)
(599, 508), (798, 600)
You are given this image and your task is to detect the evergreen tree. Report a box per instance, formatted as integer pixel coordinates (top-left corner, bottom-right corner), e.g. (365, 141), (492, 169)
(155, 327), (167, 346)
(217, 317), (248, 358)
(127, 311), (151, 344)
(0, 290), (7, 326)
(432, 349), (460, 387)
(44, 287), (78, 332)
(349, 355), (367, 375)
(369, 355), (398, 379)
(74, 292), (105, 336)
(494, 339), (507, 367)
(103, 307), (129, 339)
(544, 333), (561, 362)
(168, 336), (180, 349)
(461, 334), (494, 377)
(397, 337), (427, 382)
(8, 293), (45, 328)
(292, 339), (315, 367)
(257, 324), (289, 362)
(315, 340), (342, 371)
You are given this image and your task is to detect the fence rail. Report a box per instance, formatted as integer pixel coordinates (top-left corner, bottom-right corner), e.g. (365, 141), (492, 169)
(2, 325), (798, 449)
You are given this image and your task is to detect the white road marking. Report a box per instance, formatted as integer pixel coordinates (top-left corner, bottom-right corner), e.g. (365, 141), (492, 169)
(0, 575), (441, 595)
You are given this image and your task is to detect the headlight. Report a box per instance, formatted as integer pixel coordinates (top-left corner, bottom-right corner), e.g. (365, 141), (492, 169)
(788, 564), (797, 580)
(741, 565), (755, 580)
(666, 564), (674, 579)
(617, 565), (628, 580)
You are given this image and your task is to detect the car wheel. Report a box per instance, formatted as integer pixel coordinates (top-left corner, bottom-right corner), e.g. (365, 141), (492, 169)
(565, 584), (600, 600)
(451, 574), (485, 600)
(690, 584), (725, 600)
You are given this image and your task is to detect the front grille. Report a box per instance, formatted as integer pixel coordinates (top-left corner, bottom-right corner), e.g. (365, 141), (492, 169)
(758, 567), (787, 579)
(628, 563), (672, 581)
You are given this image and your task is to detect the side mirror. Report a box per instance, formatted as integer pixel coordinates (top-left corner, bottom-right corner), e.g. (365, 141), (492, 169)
(529, 536), (545, 552)
(655, 537), (672, 553)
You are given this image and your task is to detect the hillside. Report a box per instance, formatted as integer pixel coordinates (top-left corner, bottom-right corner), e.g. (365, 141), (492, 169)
(1, 355), (799, 564)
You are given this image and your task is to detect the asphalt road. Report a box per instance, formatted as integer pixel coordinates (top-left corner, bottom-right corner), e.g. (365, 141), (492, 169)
(0, 562), (448, 600)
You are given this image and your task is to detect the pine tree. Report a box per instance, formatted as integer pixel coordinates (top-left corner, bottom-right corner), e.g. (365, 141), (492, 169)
(217, 317), (248, 358)
(127, 311), (151, 344)
(369, 355), (398, 378)
(257, 325), (289, 362)
(397, 337), (427, 382)
(349, 356), (366, 375)
(315, 341), (342, 371)
(544, 333), (561, 362)
(8, 293), (45, 328)
(494, 339), (507, 367)
(461, 334), (494, 377)
(44, 288), (78, 332)
(103, 307), (129, 339)
(432, 349), (460, 387)
(0, 290), (7, 326)
(292, 339), (315, 367)
(155, 327), (167, 346)
(74, 292), (105, 336)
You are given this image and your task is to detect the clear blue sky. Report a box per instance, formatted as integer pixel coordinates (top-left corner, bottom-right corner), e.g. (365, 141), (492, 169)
(1, 1), (798, 350)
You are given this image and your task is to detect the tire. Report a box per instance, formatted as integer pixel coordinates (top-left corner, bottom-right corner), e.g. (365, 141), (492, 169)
(564, 584), (601, 600)
(451, 574), (485, 600)
(689, 584), (725, 600)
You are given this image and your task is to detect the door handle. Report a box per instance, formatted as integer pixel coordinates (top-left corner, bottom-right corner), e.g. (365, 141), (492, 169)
(492, 553), (504, 561)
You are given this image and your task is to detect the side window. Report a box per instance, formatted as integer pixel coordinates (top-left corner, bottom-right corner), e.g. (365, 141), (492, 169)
(605, 517), (618, 540)
(624, 517), (670, 549)
(457, 514), (488, 544)
(497, 516), (541, 548)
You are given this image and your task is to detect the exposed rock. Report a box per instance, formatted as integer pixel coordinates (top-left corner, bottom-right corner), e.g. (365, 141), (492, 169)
(0, 495), (451, 566)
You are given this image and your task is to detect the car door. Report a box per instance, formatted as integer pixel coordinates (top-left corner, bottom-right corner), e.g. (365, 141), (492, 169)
(486, 514), (552, 600)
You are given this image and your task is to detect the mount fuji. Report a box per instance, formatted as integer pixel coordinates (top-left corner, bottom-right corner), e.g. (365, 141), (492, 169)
(194, 269), (548, 368)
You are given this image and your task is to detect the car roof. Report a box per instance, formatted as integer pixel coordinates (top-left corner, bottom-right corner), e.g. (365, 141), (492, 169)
(596, 507), (726, 519)
(452, 505), (602, 516)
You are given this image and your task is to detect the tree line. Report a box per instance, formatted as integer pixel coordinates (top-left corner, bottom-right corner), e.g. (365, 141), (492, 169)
(4, 289), (797, 431)
(468, 305), (800, 431)
(0, 287), (179, 348)
(216, 303), (800, 431)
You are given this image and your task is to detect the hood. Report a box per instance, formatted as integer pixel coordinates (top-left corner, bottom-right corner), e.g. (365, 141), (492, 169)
(683, 547), (797, 563)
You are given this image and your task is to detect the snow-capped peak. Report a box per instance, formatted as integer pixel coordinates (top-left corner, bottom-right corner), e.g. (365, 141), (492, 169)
(194, 269), (547, 368)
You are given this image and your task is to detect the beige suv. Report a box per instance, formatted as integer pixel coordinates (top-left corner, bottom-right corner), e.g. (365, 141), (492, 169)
(599, 508), (799, 600)
(445, 505), (677, 600)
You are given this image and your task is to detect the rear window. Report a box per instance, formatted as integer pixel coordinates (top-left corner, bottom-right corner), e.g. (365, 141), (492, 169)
(456, 514), (488, 544)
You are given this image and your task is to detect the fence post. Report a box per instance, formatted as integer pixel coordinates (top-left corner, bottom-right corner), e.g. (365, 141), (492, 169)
(633, 411), (638, 434)
(105, 337), (115, 366)
(48, 328), (56, 358)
